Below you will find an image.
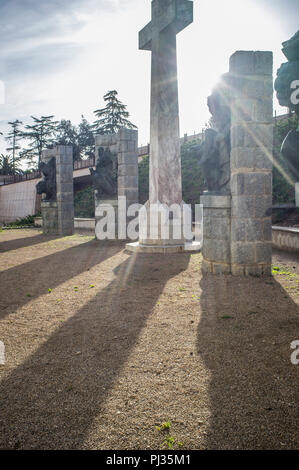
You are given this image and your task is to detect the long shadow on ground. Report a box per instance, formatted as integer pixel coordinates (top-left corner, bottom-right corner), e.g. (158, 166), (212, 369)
(0, 251), (190, 449)
(0, 239), (122, 320)
(0, 232), (56, 253)
(197, 271), (298, 449)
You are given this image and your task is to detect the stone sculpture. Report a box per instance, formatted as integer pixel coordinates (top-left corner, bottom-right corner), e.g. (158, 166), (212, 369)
(89, 147), (118, 198)
(36, 157), (56, 202)
(191, 78), (231, 194)
(275, 31), (299, 182)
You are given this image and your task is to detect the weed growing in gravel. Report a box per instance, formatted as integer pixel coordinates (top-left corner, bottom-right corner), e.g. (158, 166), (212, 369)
(156, 421), (183, 450)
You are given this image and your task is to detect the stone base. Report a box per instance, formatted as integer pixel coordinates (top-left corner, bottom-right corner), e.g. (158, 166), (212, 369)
(200, 193), (232, 271)
(41, 201), (58, 235)
(125, 240), (201, 254)
(138, 200), (193, 247)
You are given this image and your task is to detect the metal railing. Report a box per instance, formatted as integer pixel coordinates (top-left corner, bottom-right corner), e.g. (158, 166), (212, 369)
(0, 156), (96, 186)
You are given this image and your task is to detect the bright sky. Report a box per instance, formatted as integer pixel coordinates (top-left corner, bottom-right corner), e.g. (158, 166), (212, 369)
(0, 0), (298, 154)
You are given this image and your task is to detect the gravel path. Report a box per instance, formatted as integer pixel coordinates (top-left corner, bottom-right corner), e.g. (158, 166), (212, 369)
(0, 230), (298, 450)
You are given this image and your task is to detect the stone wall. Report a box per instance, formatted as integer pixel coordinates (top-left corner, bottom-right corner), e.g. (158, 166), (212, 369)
(0, 178), (41, 223)
(94, 128), (138, 239)
(40, 146), (74, 236)
(200, 50), (274, 276)
(272, 226), (299, 253)
(230, 51), (273, 276)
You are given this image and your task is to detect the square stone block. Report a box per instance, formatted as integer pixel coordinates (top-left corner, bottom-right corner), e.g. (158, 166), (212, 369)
(202, 238), (231, 263)
(255, 195), (272, 218)
(232, 195), (255, 218)
(231, 218), (246, 242)
(118, 175), (138, 189)
(231, 242), (255, 265)
(246, 219), (263, 241)
(118, 164), (138, 177)
(256, 242), (272, 263)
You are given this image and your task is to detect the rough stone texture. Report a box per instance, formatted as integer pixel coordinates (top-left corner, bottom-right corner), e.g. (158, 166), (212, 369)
(134, 0), (193, 250)
(230, 51), (273, 276)
(296, 183), (299, 207)
(200, 194), (231, 274)
(56, 146), (74, 236)
(94, 128), (138, 240)
(41, 201), (58, 235)
(272, 226), (299, 253)
(40, 146), (74, 236)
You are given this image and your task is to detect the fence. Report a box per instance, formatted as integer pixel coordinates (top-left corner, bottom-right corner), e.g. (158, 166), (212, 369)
(0, 156), (96, 186)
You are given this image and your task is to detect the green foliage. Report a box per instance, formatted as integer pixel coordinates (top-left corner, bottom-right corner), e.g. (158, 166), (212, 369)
(0, 154), (22, 175)
(155, 421), (183, 450)
(20, 115), (58, 169)
(138, 140), (206, 207)
(93, 90), (137, 135)
(138, 154), (149, 204)
(74, 186), (95, 218)
(273, 114), (298, 204)
(55, 119), (81, 160)
(5, 214), (35, 227)
(77, 115), (95, 159)
(181, 140), (206, 206)
(5, 119), (23, 174)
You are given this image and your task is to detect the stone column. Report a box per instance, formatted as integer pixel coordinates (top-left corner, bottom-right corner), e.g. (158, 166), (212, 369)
(230, 51), (273, 276)
(94, 128), (138, 240)
(200, 194), (231, 274)
(40, 146), (74, 236)
(56, 146), (74, 236)
(295, 183), (299, 207)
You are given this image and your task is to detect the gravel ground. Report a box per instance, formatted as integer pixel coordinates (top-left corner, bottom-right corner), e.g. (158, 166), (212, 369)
(0, 229), (298, 450)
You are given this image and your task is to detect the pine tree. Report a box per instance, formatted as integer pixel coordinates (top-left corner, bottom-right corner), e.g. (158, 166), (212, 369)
(21, 115), (58, 168)
(93, 90), (137, 135)
(5, 119), (23, 174)
(77, 115), (95, 158)
(55, 119), (80, 160)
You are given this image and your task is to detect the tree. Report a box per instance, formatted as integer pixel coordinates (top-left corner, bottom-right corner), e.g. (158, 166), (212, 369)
(273, 113), (298, 204)
(55, 119), (80, 160)
(21, 115), (58, 168)
(5, 119), (23, 174)
(0, 154), (21, 175)
(93, 90), (137, 135)
(77, 115), (95, 158)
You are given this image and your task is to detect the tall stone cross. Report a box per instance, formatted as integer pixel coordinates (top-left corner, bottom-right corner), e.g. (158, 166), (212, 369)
(139, 0), (193, 206)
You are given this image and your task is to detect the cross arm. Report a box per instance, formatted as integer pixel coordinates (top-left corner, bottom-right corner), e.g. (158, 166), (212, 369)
(139, 21), (152, 51)
(139, 0), (193, 52)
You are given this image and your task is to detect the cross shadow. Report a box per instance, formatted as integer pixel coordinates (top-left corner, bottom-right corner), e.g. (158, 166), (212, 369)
(0, 252), (190, 449)
(0, 239), (124, 320)
(0, 232), (55, 253)
(197, 272), (299, 449)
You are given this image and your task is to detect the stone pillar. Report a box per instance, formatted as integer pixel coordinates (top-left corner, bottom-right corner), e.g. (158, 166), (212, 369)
(40, 146), (74, 236)
(41, 201), (58, 235)
(295, 183), (299, 207)
(117, 128), (139, 209)
(230, 51), (273, 276)
(56, 146), (74, 236)
(200, 194), (231, 274)
(94, 128), (138, 240)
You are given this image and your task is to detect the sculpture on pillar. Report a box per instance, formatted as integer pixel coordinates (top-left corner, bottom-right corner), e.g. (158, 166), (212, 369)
(191, 76), (231, 194)
(36, 157), (57, 202)
(89, 147), (118, 198)
(274, 31), (299, 182)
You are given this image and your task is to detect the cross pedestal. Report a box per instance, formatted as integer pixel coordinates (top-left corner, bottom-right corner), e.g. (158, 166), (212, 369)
(127, 0), (200, 253)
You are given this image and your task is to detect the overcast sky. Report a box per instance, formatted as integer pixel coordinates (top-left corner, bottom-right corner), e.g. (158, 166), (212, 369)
(0, 0), (298, 154)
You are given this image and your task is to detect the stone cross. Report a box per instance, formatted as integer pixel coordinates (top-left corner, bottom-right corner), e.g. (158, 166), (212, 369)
(139, 0), (193, 205)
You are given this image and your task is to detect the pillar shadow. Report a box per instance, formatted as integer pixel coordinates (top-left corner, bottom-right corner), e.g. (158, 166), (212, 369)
(0, 240), (124, 320)
(0, 252), (190, 449)
(0, 233), (56, 253)
(197, 272), (298, 449)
